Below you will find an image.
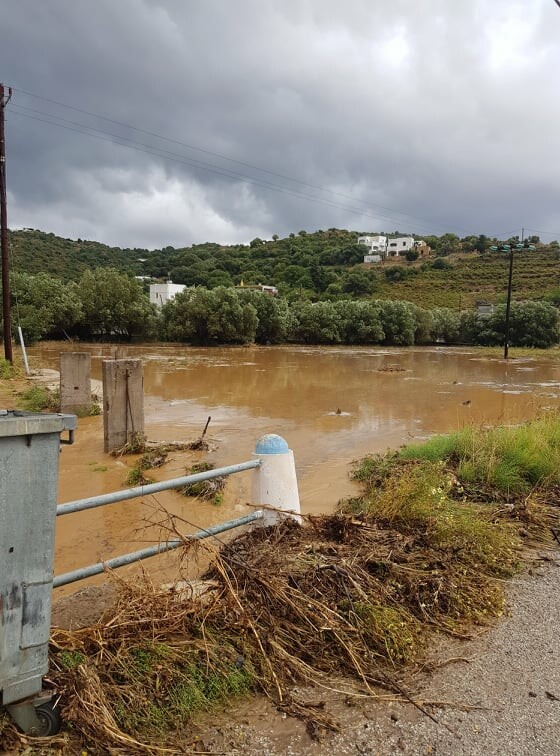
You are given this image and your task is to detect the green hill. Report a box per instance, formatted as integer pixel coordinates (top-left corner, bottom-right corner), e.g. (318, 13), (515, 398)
(8, 228), (560, 310)
(9, 229), (144, 281)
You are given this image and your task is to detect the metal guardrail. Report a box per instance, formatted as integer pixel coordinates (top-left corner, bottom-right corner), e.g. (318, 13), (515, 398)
(54, 458), (263, 587)
(53, 511), (263, 588)
(57, 459), (261, 516)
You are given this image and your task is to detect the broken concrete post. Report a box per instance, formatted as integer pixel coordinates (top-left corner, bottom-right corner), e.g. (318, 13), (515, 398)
(102, 359), (144, 453)
(60, 352), (92, 414)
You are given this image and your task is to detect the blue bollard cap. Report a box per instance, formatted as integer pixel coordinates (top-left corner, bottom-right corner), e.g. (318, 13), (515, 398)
(255, 433), (289, 455)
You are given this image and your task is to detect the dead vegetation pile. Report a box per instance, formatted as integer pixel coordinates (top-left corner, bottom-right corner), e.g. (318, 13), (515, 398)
(3, 498), (546, 753)
(3, 416), (560, 754)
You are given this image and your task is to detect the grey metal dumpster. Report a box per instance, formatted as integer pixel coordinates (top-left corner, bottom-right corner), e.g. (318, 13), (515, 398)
(0, 410), (76, 735)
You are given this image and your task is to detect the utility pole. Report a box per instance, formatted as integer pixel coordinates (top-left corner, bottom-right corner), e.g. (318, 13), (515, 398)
(0, 83), (13, 363)
(503, 228), (525, 360)
(503, 244), (514, 360)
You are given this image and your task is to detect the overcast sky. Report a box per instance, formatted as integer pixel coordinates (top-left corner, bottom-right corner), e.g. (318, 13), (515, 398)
(2, 0), (560, 249)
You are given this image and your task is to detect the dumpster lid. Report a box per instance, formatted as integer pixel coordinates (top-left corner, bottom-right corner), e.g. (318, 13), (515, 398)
(0, 410), (77, 438)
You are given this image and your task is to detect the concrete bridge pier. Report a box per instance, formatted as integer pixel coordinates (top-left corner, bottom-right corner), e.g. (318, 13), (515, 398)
(102, 359), (144, 453)
(60, 352), (92, 415)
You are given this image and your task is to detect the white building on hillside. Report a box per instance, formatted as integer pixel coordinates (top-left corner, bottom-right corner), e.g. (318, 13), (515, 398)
(358, 235), (387, 253)
(387, 237), (416, 256)
(149, 281), (186, 307)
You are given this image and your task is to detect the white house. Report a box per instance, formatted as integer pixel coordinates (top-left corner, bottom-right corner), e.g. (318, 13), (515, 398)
(149, 281), (186, 307)
(358, 235), (387, 253)
(387, 237), (416, 256)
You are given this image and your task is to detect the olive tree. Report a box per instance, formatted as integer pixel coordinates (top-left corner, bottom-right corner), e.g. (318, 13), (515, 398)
(78, 268), (157, 340)
(8, 272), (82, 343)
(163, 287), (257, 344)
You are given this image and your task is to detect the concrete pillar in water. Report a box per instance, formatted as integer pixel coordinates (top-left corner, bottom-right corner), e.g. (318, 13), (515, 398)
(60, 352), (92, 414)
(102, 359), (144, 453)
(252, 434), (301, 527)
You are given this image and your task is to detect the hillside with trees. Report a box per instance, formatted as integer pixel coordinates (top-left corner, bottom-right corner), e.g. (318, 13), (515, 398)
(9, 228), (560, 310)
(2, 227), (560, 349)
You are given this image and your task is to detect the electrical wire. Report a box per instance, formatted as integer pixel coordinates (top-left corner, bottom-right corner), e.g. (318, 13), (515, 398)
(8, 105), (443, 234)
(11, 85), (452, 233)
(523, 226), (560, 239)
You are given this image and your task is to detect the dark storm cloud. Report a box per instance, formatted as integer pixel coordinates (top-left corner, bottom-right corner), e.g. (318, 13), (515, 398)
(2, 0), (560, 247)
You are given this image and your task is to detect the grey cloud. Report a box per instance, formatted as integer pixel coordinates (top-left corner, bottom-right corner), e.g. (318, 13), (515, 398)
(2, 0), (560, 248)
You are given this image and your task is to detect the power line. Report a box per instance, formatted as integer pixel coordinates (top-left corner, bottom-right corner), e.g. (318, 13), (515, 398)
(489, 229), (522, 239)
(523, 226), (560, 239)
(12, 85), (442, 228)
(10, 85), (454, 234)
(8, 105), (443, 234)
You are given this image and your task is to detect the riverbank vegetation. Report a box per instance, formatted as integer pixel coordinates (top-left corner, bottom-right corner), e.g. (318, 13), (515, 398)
(3, 414), (559, 753)
(2, 227), (560, 348)
(8, 229), (560, 310)
(1, 272), (559, 349)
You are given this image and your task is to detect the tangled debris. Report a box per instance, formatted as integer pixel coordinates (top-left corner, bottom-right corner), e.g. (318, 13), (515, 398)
(2, 499), (542, 753)
(3, 417), (560, 754)
(180, 461), (226, 504)
(186, 416), (212, 451)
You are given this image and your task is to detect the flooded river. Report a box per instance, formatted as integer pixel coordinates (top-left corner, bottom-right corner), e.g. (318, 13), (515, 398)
(27, 343), (560, 592)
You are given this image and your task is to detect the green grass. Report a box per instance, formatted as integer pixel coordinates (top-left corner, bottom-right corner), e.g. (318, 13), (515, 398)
(16, 385), (59, 412)
(125, 465), (153, 486)
(110, 643), (254, 737)
(58, 650), (86, 670)
(399, 412), (560, 496)
(0, 359), (20, 379)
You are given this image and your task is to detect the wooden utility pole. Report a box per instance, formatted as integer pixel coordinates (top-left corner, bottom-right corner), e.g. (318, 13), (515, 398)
(503, 229), (524, 360)
(0, 83), (13, 363)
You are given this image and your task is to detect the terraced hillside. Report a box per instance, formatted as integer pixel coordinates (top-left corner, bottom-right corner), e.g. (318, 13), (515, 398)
(375, 249), (560, 310)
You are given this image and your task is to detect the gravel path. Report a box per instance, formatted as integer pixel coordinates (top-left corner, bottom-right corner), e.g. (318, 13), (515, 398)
(198, 554), (560, 755)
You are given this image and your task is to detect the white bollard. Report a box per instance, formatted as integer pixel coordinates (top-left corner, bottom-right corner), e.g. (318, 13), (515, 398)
(252, 434), (301, 527)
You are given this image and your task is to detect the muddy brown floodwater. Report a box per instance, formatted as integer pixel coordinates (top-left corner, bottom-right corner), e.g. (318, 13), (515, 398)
(26, 343), (560, 595)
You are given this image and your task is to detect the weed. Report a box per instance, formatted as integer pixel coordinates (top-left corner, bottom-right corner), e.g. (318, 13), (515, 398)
(346, 457), (519, 579)
(124, 446), (170, 485)
(71, 402), (101, 418)
(0, 359), (19, 379)
(347, 602), (422, 665)
(106, 643), (254, 738)
(181, 461), (225, 504)
(17, 385), (59, 412)
(125, 466), (153, 486)
(58, 650), (86, 670)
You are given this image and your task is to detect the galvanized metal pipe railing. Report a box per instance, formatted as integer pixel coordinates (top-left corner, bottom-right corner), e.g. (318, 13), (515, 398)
(53, 511), (264, 587)
(56, 458), (261, 516)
